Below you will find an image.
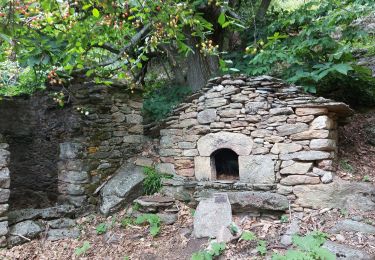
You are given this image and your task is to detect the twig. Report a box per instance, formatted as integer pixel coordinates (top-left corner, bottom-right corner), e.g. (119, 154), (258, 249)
(10, 233), (31, 241)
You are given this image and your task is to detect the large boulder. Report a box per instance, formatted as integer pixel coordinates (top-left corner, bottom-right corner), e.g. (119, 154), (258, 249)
(293, 180), (375, 211)
(99, 163), (145, 215)
(323, 241), (373, 260)
(8, 220), (44, 246)
(330, 219), (375, 234)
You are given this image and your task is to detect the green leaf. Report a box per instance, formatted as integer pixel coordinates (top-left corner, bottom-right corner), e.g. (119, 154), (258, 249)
(333, 63), (353, 75)
(92, 8), (100, 18)
(218, 13), (226, 26)
(240, 231), (257, 241)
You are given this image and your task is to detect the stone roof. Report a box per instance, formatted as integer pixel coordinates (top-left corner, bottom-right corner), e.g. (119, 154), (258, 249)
(145, 75), (353, 136)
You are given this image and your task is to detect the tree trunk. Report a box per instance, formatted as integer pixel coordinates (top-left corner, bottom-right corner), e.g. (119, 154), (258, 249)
(256, 0), (272, 23)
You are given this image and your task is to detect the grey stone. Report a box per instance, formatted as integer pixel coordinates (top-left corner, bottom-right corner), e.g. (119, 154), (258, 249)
(123, 135), (144, 144)
(251, 129), (272, 138)
(280, 162), (313, 175)
(321, 171), (333, 183)
(205, 98), (228, 108)
(216, 226), (235, 243)
(291, 130), (330, 140)
(293, 180), (375, 211)
(276, 123), (309, 136)
(330, 220), (375, 234)
(47, 228), (80, 241)
(218, 109), (241, 118)
(125, 114), (143, 124)
(271, 143), (302, 154)
(280, 151), (331, 161)
(194, 157), (212, 181)
(295, 107), (328, 116)
(0, 149), (10, 168)
(193, 194), (232, 238)
(226, 191), (288, 212)
(231, 93), (249, 102)
(269, 107), (294, 115)
(239, 155), (275, 184)
(277, 185), (293, 195)
(8, 205), (76, 225)
(58, 170), (89, 184)
(245, 101), (270, 114)
(157, 213), (178, 225)
(47, 218), (76, 229)
(59, 142), (82, 159)
(0, 167), (10, 188)
(100, 163), (145, 215)
(0, 188), (10, 203)
(0, 221), (8, 236)
(156, 163), (176, 175)
(280, 175), (320, 186)
(8, 220), (44, 246)
(323, 241), (373, 260)
(280, 219), (300, 246)
(197, 109), (217, 124)
(310, 116), (334, 130)
(135, 158), (154, 167)
(310, 139), (336, 151)
(112, 111), (126, 123)
(197, 132), (253, 156)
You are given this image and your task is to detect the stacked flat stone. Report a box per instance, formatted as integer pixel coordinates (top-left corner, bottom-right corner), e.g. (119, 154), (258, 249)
(0, 134), (10, 247)
(154, 75), (352, 212)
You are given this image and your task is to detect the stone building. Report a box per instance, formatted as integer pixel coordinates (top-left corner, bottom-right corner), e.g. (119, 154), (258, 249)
(150, 75), (356, 212)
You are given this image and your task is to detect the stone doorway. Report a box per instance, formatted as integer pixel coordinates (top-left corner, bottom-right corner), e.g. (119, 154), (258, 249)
(212, 149), (239, 180)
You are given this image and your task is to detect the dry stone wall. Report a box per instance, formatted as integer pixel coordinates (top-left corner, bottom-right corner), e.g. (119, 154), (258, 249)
(0, 134), (10, 247)
(153, 75), (352, 212)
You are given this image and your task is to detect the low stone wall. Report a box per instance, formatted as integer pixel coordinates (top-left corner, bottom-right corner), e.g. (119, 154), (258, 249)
(0, 134), (10, 247)
(151, 75), (353, 212)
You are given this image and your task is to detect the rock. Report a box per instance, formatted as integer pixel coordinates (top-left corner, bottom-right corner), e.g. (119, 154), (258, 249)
(218, 109), (241, 118)
(0, 188), (9, 203)
(217, 226), (235, 243)
(276, 123), (309, 136)
(321, 171), (333, 183)
(290, 130), (330, 140)
(0, 149), (10, 168)
(205, 98), (228, 108)
(193, 194), (232, 238)
(197, 132), (253, 156)
(293, 180), (375, 211)
(0, 221), (8, 236)
(156, 163), (176, 175)
(310, 139), (336, 151)
(310, 116), (334, 130)
(134, 196), (175, 212)
(0, 168), (10, 188)
(47, 218), (76, 229)
(59, 142), (82, 159)
(280, 175), (320, 186)
(245, 101), (270, 114)
(112, 111), (126, 123)
(330, 220), (375, 234)
(100, 163), (145, 215)
(197, 109), (217, 124)
(8, 205), (76, 225)
(239, 155), (275, 184)
(226, 191), (289, 212)
(280, 162), (313, 175)
(364, 123), (375, 146)
(157, 213), (178, 225)
(269, 107), (294, 116)
(277, 184), (293, 195)
(271, 143), (303, 154)
(295, 108), (328, 116)
(280, 219), (300, 246)
(47, 228), (80, 241)
(323, 241), (373, 260)
(135, 157), (154, 167)
(8, 220), (44, 246)
(335, 234), (346, 242)
(280, 151), (331, 161)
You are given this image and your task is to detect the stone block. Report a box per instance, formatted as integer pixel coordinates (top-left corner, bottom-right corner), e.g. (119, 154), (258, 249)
(194, 156), (212, 181)
(239, 155), (275, 184)
(0, 168), (10, 189)
(310, 139), (336, 151)
(123, 135), (144, 144)
(197, 132), (253, 156)
(276, 123), (309, 136)
(280, 162), (313, 175)
(280, 151), (331, 161)
(193, 194), (232, 238)
(280, 175), (320, 186)
(156, 163), (176, 175)
(271, 143), (303, 154)
(310, 115), (334, 130)
(125, 114), (143, 124)
(0, 189), (10, 204)
(59, 142), (82, 159)
(291, 130), (330, 140)
(197, 109), (217, 124)
(295, 107), (328, 116)
(204, 98), (228, 108)
(269, 107), (294, 115)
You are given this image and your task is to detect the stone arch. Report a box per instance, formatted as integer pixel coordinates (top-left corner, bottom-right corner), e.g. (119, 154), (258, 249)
(196, 132), (253, 156)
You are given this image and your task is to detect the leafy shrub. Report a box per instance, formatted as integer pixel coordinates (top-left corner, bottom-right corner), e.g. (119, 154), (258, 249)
(75, 241), (91, 256)
(272, 231), (335, 260)
(135, 213), (161, 237)
(240, 231), (257, 241)
(121, 217), (134, 228)
(143, 167), (172, 195)
(191, 242), (226, 260)
(143, 84), (192, 123)
(96, 223), (107, 235)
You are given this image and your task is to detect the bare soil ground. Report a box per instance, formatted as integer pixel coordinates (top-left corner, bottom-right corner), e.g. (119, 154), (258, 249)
(0, 202), (374, 260)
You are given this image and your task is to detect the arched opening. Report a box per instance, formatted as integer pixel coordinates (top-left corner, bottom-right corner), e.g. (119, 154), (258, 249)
(212, 149), (239, 180)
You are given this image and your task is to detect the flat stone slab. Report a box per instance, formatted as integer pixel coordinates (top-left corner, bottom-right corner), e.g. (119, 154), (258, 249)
(323, 241), (373, 260)
(330, 219), (375, 234)
(8, 205), (76, 225)
(226, 191), (288, 212)
(193, 193), (232, 238)
(8, 220), (44, 246)
(47, 228), (80, 241)
(100, 163), (145, 215)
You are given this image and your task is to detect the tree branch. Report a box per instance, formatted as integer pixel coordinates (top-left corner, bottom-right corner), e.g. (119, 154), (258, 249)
(72, 23), (152, 75)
